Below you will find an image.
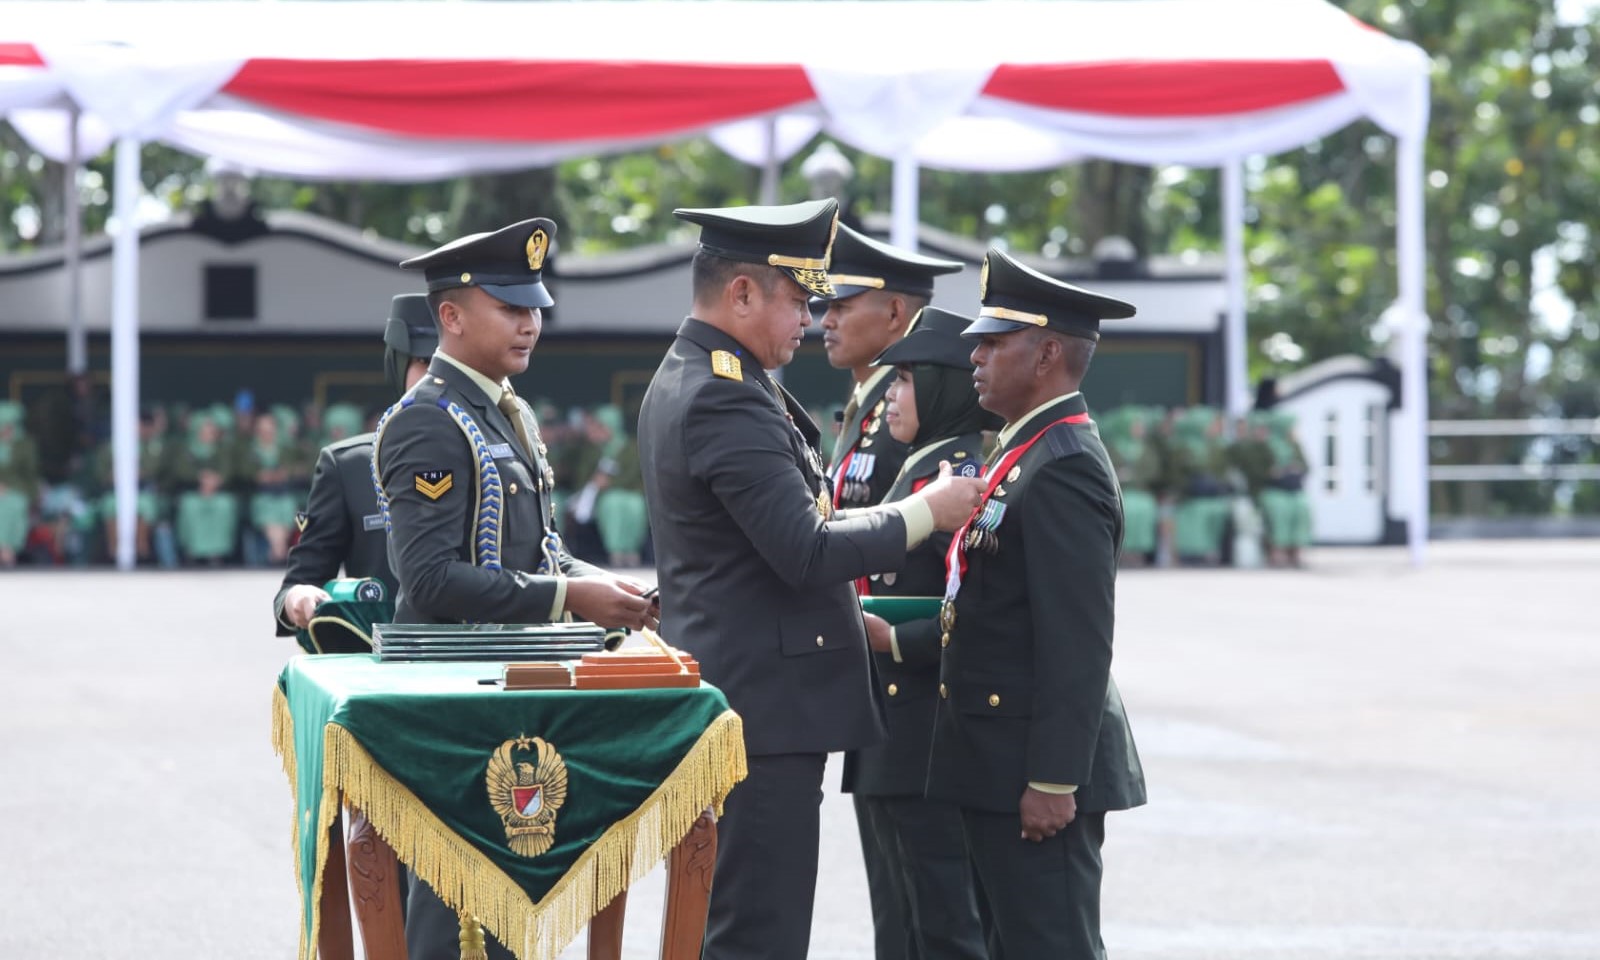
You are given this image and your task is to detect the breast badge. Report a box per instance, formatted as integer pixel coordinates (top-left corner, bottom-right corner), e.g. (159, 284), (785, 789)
(414, 470), (454, 500)
(486, 736), (569, 857)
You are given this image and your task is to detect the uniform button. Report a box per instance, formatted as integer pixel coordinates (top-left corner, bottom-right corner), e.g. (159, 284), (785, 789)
(815, 635), (825, 647)
(988, 694), (1000, 707)
(940, 632), (950, 648)
(508, 482), (518, 495)
(939, 683), (948, 699)
(886, 684), (899, 697)
(432, 377), (444, 385)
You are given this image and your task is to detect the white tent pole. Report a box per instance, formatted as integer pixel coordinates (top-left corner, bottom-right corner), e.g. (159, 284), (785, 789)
(759, 116), (779, 205)
(65, 106), (86, 375)
(1222, 157), (1248, 417)
(1396, 132), (1428, 566)
(890, 150), (918, 252)
(111, 137), (142, 571)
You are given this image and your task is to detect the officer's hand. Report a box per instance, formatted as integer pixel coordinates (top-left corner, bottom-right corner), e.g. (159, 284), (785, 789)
(916, 461), (986, 532)
(861, 612), (894, 654)
(566, 577), (659, 632)
(283, 584), (331, 629)
(1019, 787), (1076, 842)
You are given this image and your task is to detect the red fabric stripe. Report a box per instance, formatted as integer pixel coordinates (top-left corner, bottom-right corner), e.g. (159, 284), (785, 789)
(984, 61), (1345, 117)
(0, 43), (45, 67)
(832, 448), (854, 510)
(224, 59), (815, 142)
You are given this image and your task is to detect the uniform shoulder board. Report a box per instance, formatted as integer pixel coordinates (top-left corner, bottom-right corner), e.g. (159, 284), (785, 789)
(1044, 421), (1086, 460)
(711, 350), (743, 382)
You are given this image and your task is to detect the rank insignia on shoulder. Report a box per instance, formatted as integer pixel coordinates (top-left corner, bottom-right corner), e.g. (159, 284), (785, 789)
(294, 511), (308, 533)
(711, 350), (743, 381)
(415, 470), (454, 500)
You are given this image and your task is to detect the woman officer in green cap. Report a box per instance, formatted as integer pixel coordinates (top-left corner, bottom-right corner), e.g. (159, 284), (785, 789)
(845, 306), (997, 960)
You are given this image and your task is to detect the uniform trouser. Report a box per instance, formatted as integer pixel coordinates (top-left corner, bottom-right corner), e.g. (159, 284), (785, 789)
(406, 874), (516, 960)
(855, 794), (988, 960)
(704, 752), (826, 960)
(961, 808), (1108, 960)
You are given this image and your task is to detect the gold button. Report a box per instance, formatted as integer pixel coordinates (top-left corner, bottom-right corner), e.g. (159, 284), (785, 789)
(940, 632), (950, 648)
(939, 683), (948, 699)
(887, 684), (899, 697)
(460, 272), (472, 283)
(815, 635), (825, 647)
(508, 482), (518, 495)
(988, 694), (1000, 707)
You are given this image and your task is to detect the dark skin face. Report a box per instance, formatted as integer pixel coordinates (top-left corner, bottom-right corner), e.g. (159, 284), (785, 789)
(436, 286), (542, 382)
(820, 290), (915, 381)
(697, 269), (812, 370)
(969, 328), (1074, 424)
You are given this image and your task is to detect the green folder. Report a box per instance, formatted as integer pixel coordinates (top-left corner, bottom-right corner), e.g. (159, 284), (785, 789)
(860, 595), (940, 625)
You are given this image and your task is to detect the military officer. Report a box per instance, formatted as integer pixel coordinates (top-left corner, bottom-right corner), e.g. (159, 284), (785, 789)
(375, 217), (656, 960)
(844, 306), (997, 960)
(821, 224), (964, 510)
(929, 248), (1147, 959)
(636, 198), (984, 960)
(272, 294), (436, 650)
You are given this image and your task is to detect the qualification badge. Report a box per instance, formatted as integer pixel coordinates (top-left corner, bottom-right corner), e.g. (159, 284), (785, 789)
(486, 736), (569, 857)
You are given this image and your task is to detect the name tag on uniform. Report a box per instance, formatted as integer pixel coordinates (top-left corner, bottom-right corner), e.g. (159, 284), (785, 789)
(487, 443), (515, 459)
(363, 514), (385, 531)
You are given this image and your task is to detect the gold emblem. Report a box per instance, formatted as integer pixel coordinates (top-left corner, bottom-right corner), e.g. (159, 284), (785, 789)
(460, 272), (473, 284)
(816, 489), (833, 518)
(978, 257), (989, 300)
(939, 600), (956, 632)
(711, 350), (743, 382)
(526, 228), (549, 271)
(486, 736), (569, 858)
(823, 210), (840, 267)
(294, 512), (308, 533)
(1006, 465), (1021, 483)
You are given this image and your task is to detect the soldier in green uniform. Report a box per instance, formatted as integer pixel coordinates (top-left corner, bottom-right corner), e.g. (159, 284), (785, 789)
(375, 218), (656, 960)
(930, 248), (1147, 959)
(1260, 411), (1313, 567)
(820, 224), (964, 511)
(244, 406), (311, 566)
(1103, 408), (1163, 566)
(1171, 406), (1232, 565)
(0, 402), (40, 567)
(94, 408), (175, 565)
(172, 409), (241, 564)
(635, 198), (984, 960)
(844, 306), (996, 960)
(272, 294), (437, 646)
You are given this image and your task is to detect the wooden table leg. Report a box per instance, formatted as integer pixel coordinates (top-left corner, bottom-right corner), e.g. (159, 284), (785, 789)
(347, 805), (409, 960)
(588, 889), (628, 960)
(318, 805), (355, 960)
(658, 809), (717, 960)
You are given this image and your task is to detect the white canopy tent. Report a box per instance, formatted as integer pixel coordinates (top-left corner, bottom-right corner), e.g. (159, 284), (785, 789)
(0, 0), (1431, 567)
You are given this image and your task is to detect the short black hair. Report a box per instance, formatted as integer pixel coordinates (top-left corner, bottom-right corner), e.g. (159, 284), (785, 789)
(1034, 328), (1096, 381)
(425, 288), (461, 323)
(691, 250), (786, 302)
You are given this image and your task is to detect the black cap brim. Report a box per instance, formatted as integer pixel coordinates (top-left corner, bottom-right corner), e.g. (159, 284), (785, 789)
(873, 333), (973, 370)
(479, 280), (554, 310)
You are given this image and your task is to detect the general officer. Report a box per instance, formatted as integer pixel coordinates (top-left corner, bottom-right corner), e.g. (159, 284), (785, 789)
(272, 293), (434, 650)
(928, 248), (1147, 959)
(843, 306), (997, 960)
(821, 224), (963, 511)
(635, 197), (984, 960)
(375, 217), (657, 960)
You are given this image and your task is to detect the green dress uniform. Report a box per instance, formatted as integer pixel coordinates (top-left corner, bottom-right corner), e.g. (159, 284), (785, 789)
(1103, 410), (1162, 559)
(376, 220), (608, 960)
(1171, 407), (1232, 562)
(1260, 411), (1313, 551)
(172, 412), (241, 563)
(930, 249), (1146, 959)
(0, 404), (40, 557)
(842, 306), (995, 960)
(638, 200), (929, 960)
(823, 224), (963, 512)
(272, 294), (437, 647)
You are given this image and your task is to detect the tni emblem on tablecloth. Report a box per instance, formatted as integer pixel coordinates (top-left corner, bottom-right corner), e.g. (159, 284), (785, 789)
(487, 736), (569, 857)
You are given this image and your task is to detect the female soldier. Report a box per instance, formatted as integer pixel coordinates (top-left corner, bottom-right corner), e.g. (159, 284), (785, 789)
(844, 305), (997, 960)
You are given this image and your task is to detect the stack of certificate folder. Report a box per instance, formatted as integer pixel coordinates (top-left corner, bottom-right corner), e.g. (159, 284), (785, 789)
(372, 622), (609, 663)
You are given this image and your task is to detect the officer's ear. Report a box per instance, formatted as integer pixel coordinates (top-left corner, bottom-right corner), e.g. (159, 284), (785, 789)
(728, 273), (759, 314)
(435, 293), (466, 336)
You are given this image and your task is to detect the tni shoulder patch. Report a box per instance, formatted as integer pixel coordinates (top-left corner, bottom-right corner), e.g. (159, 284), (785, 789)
(415, 470), (454, 500)
(711, 350), (743, 382)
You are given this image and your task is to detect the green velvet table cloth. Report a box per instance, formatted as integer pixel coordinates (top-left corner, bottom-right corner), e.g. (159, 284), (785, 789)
(272, 655), (745, 960)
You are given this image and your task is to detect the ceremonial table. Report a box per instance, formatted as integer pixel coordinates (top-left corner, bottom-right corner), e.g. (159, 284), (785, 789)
(272, 655), (747, 960)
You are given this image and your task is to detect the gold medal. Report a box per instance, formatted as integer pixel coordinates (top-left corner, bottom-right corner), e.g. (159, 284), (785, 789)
(940, 600), (956, 632)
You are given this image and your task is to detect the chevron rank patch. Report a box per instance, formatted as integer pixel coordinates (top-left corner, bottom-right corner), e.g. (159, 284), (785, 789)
(415, 470), (454, 500)
(294, 511), (308, 533)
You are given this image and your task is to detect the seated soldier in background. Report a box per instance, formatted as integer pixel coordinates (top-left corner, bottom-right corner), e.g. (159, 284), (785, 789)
(1170, 406), (1232, 565)
(172, 410), (241, 565)
(1261, 411), (1313, 567)
(0, 402), (40, 568)
(1103, 407), (1162, 567)
(245, 406), (310, 566)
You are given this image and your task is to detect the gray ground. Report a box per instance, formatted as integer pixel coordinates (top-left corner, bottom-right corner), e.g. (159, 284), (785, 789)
(1, 540), (1595, 959)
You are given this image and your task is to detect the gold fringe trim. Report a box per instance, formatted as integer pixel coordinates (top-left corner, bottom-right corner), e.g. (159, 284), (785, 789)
(304, 614), (374, 654)
(300, 708), (744, 960)
(270, 685), (342, 960)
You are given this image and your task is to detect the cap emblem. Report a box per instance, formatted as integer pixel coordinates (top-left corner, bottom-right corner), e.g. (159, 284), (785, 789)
(526, 228), (549, 271)
(979, 257), (990, 300)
